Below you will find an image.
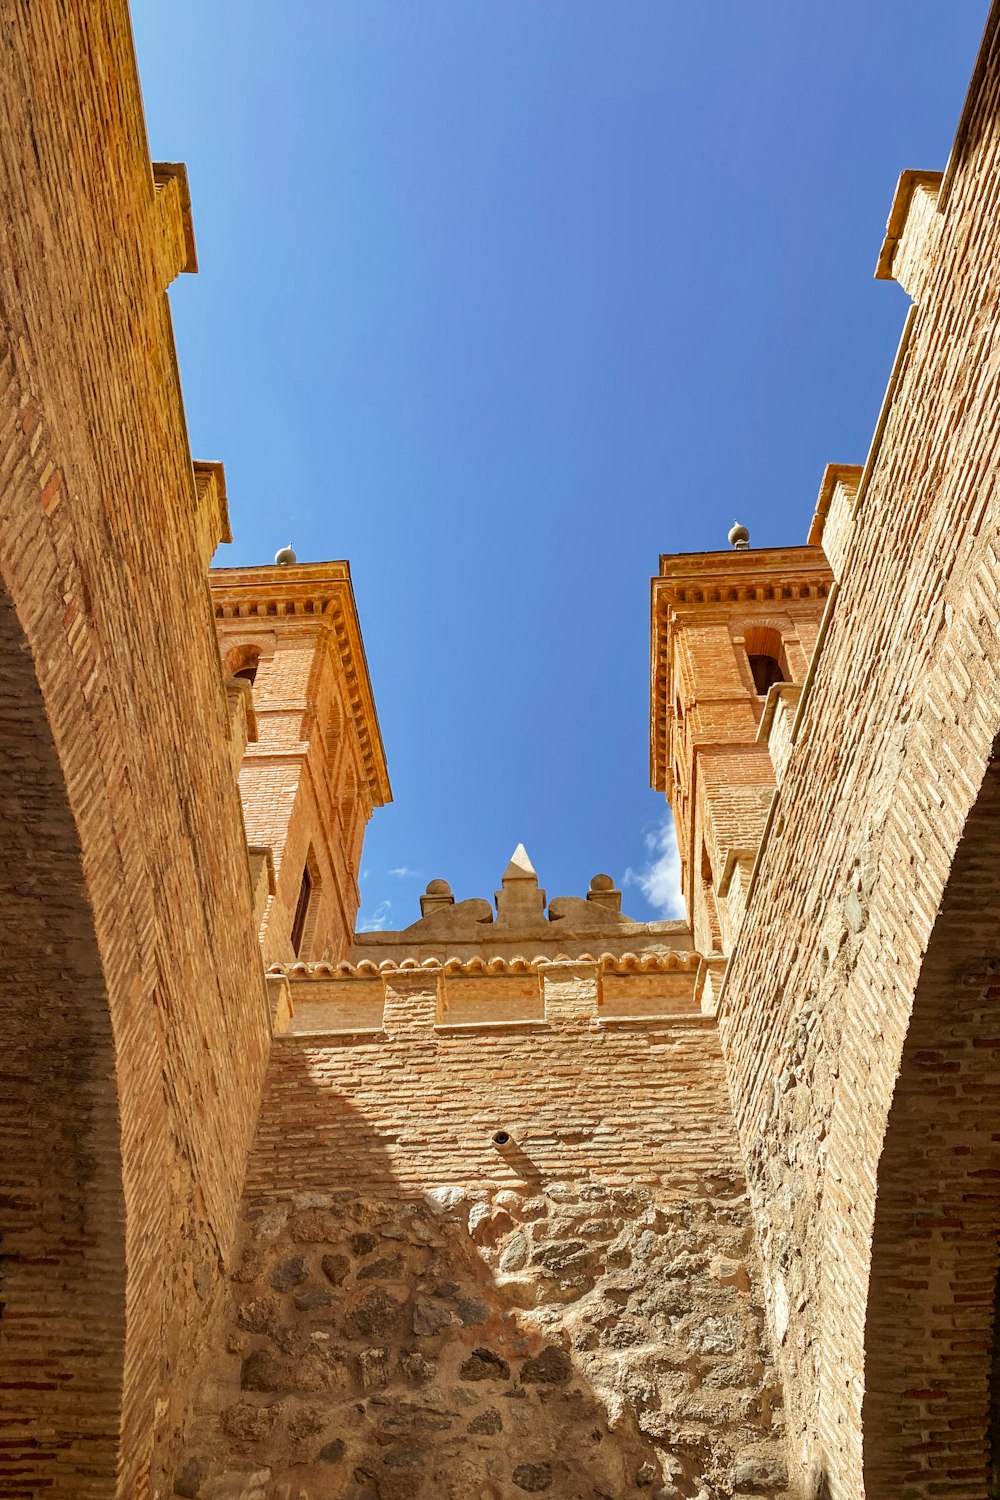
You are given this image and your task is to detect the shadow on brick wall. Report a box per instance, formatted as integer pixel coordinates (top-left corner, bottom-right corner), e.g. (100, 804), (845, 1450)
(173, 1028), (792, 1499)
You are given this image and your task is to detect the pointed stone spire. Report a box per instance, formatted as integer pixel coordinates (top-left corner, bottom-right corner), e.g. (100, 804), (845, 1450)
(502, 843), (536, 881)
(495, 843), (546, 926)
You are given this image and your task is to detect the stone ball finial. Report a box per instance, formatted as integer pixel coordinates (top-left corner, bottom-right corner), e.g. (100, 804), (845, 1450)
(590, 873), (615, 892)
(274, 543), (297, 565)
(425, 879), (452, 896)
(728, 521), (750, 550)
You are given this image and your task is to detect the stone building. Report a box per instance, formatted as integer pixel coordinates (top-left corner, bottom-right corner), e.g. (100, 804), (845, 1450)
(0, 4), (997, 1500)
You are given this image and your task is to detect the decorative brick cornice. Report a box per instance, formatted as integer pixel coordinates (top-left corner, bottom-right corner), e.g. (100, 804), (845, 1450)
(268, 949), (701, 981)
(210, 562), (391, 807)
(652, 546), (832, 611)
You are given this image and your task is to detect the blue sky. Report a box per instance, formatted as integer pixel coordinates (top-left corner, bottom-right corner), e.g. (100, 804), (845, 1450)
(132, 2), (987, 932)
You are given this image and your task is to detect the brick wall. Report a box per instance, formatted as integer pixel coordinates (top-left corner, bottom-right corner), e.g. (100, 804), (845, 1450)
(253, 966), (727, 1197)
(862, 746), (1000, 1498)
(218, 620), (365, 964)
(0, 578), (126, 1496)
(213, 565), (390, 967)
(0, 6), (272, 1494)
(651, 549), (831, 944)
(714, 10), (1000, 1496)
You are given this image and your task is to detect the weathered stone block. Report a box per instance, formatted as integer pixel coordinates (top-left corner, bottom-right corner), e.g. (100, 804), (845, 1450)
(321, 1253), (351, 1286)
(240, 1350), (289, 1394)
(459, 1348), (511, 1382)
(412, 1298), (452, 1337)
(269, 1256), (307, 1292)
(467, 1406), (503, 1434)
(512, 1460), (552, 1492)
(520, 1346), (572, 1384)
(345, 1288), (406, 1339)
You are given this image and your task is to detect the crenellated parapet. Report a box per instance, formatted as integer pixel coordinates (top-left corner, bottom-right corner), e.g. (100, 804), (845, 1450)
(355, 843), (693, 966)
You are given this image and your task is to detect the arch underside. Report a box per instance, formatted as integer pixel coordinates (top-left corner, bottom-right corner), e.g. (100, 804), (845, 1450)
(0, 581), (126, 1497)
(863, 743), (1000, 1498)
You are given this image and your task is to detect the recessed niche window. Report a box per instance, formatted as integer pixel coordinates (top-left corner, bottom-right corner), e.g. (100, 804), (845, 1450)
(290, 979), (384, 1035)
(291, 852), (321, 958)
(227, 644), (262, 688)
(438, 976), (544, 1027)
(741, 625), (790, 697)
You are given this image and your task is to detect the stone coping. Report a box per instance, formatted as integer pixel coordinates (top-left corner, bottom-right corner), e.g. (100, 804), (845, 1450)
(278, 1027), (386, 1044)
(432, 1019), (551, 1036)
(278, 1013), (716, 1043)
(597, 1012), (716, 1031)
(274, 1014), (716, 1050)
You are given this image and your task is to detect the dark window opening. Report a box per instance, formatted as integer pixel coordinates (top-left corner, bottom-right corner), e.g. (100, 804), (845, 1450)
(228, 645), (261, 687)
(749, 653), (785, 696)
(290, 864), (313, 956)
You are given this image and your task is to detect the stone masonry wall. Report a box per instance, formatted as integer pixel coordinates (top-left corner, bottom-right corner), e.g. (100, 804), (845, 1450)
(716, 13), (1000, 1498)
(0, 6), (273, 1495)
(177, 967), (789, 1500)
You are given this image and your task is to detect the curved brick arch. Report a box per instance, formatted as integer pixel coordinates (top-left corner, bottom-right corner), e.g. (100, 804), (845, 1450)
(0, 4), (276, 1491)
(0, 581), (128, 1494)
(224, 641), (264, 679)
(863, 743), (1000, 1499)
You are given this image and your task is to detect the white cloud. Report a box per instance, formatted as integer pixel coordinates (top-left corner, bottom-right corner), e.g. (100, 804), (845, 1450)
(388, 866), (422, 879)
(623, 817), (685, 920)
(357, 898), (393, 932)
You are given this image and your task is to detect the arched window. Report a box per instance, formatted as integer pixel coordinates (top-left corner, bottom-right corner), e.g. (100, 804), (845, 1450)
(226, 644), (262, 687)
(741, 625), (790, 698)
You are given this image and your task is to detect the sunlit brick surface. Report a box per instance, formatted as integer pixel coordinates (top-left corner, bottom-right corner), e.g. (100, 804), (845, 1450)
(0, 6), (271, 1494)
(703, 20), (1000, 1496)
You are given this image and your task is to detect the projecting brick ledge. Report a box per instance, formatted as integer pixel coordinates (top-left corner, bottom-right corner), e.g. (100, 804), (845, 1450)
(268, 949), (702, 979)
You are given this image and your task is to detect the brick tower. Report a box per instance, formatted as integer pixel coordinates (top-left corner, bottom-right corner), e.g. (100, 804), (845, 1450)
(650, 532), (832, 956)
(212, 558), (391, 966)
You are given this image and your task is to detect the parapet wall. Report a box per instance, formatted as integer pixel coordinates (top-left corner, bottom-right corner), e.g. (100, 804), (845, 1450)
(177, 960), (791, 1500)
